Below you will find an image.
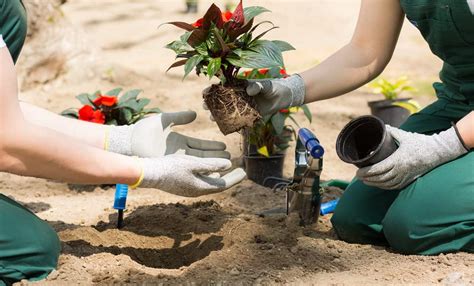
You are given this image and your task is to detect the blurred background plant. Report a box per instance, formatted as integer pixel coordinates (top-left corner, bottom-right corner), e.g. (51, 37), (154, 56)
(367, 76), (421, 127)
(61, 88), (161, 125)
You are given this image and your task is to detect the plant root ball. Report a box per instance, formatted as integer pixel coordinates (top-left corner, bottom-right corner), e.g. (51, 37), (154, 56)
(204, 81), (261, 135)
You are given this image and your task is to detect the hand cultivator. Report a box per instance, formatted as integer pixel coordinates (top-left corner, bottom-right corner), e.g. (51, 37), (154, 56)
(265, 128), (348, 226)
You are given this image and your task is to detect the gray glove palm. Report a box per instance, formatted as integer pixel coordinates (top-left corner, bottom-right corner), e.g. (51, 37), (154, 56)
(246, 74), (306, 116)
(107, 111), (230, 159)
(138, 154), (246, 197)
(357, 126), (468, 190)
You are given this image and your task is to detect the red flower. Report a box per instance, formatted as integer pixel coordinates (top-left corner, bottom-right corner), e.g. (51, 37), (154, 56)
(243, 70), (252, 77)
(93, 95), (118, 107)
(279, 109), (289, 113)
(258, 68), (269, 75)
(78, 105), (106, 124)
(280, 69), (288, 77)
(192, 18), (204, 28)
(222, 11), (233, 22)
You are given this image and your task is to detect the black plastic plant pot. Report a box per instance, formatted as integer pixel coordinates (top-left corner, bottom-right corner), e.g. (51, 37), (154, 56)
(368, 98), (411, 128)
(336, 115), (398, 168)
(244, 154), (285, 188)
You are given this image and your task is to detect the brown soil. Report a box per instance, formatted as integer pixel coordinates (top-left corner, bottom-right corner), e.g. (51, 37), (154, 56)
(204, 81), (261, 135)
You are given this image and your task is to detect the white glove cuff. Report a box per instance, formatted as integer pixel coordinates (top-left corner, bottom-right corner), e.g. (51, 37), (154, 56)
(107, 125), (134, 155)
(439, 127), (469, 158)
(288, 74), (306, 107)
(0, 35), (6, 49)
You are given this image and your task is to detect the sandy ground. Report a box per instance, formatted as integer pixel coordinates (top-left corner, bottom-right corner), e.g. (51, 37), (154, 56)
(3, 0), (473, 285)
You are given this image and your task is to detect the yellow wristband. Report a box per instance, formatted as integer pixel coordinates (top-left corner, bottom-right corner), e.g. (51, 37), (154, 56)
(129, 157), (145, 189)
(104, 127), (110, 151)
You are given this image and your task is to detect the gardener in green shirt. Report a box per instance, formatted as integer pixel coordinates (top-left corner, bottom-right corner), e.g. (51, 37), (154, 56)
(245, 0), (474, 255)
(0, 0), (245, 284)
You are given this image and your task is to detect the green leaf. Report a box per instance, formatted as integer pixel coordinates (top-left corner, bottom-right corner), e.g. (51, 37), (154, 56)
(244, 6), (270, 23)
(120, 108), (133, 124)
(272, 40), (295, 52)
(61, 108), (78, 118)
(106, 119), (118, 126)
(207, 57), (221, 79)
(119, 89), (142, 104)
(88, 93), (99, 102)
(301, 105), (313, 123)
(136, 98), (151, 112)
(227, 50), (280, 69)
(165, 40), (193, 54)
(271, 112), (286, 134)
(106, 88), (123, 96)
(250, 26), (279, 45)
(195, 42), (208, 55)
(144, 107), (162, 114)
(76, 93), (93, 106)
(119, 100), (139, 111)
(184, 54), (204, 78)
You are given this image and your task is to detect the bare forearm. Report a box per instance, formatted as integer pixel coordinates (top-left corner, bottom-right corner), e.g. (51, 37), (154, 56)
(457, 111), (474, 149)
(0, 121), (140, 185)
(301, 43), (385, 102)
(300, 0), (404, 103)
(20, 101), (106, 148)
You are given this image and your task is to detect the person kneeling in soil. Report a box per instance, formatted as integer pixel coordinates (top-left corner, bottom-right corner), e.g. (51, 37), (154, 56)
(222, 0), (474, 255)
(0, 1), (245, 284)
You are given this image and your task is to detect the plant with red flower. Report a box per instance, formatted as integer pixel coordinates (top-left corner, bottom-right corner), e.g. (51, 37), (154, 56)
(61, 88), (162, 125)
(239, 68), (312, 157)
(161, 1), (295, 135)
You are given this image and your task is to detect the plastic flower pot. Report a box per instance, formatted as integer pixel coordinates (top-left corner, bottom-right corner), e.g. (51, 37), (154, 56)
(336, 115), (398, 168)
(244, 154), (285, 188)
(368, 98), (411, 128)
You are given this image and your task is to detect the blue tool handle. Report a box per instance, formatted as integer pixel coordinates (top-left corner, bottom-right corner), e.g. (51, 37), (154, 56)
(113, 184), (128, 210)
(298, 128), (325, 159)
(320, 199), (339, 216)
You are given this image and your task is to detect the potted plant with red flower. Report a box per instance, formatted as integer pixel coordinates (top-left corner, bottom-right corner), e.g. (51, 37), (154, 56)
(162, 0), (295, 135)
(61, 88), (161, 125)
(240, 67), (312, 187)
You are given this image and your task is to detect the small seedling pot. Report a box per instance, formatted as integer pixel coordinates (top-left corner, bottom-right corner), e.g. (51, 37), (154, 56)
(368, 98), (411, 128)
(336, 115), (398, 168)
(244, 154), (285, 187)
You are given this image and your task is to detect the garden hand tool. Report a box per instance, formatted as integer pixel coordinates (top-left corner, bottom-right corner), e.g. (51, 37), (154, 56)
(113, 184), (128, 229)
(357, 125), (468, 190)
(285, 128), (325, 226)
(106, 111), (230, 159)
(246, 74), (306, 116)
(135, 154), (246, 197)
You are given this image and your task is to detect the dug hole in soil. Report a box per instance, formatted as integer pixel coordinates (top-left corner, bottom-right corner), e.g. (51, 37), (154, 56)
(203, 81), (261, 135)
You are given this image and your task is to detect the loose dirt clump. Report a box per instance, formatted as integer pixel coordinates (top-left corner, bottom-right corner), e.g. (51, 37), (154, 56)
(203, 81), (261, 135)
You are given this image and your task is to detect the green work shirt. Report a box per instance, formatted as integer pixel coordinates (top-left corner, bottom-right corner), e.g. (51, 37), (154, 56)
(0, 0), (27, 63)
(400, 0), (474, 102)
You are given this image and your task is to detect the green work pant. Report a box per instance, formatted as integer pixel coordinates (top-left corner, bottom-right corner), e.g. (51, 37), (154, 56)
(331, 94), (474, 255)
(0, 194), (60, 285)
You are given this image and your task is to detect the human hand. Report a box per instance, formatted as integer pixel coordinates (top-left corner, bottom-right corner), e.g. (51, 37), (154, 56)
(202, 74), (306, 117)
(107, 111), (230, 159)
(136, 154), (246, 197)
(356, 126), (468, 190)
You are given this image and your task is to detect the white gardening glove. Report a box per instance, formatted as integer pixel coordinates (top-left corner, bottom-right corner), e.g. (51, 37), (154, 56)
(202, 74), (306, 118)
(107, 111), (230, 159)
(357, 126), (469, 190)
(245, 74), (306, 116)
(135, 154), (246, 197)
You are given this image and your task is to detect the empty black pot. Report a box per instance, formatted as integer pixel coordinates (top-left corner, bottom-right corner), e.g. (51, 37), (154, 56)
(336, 115), (398, 168)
